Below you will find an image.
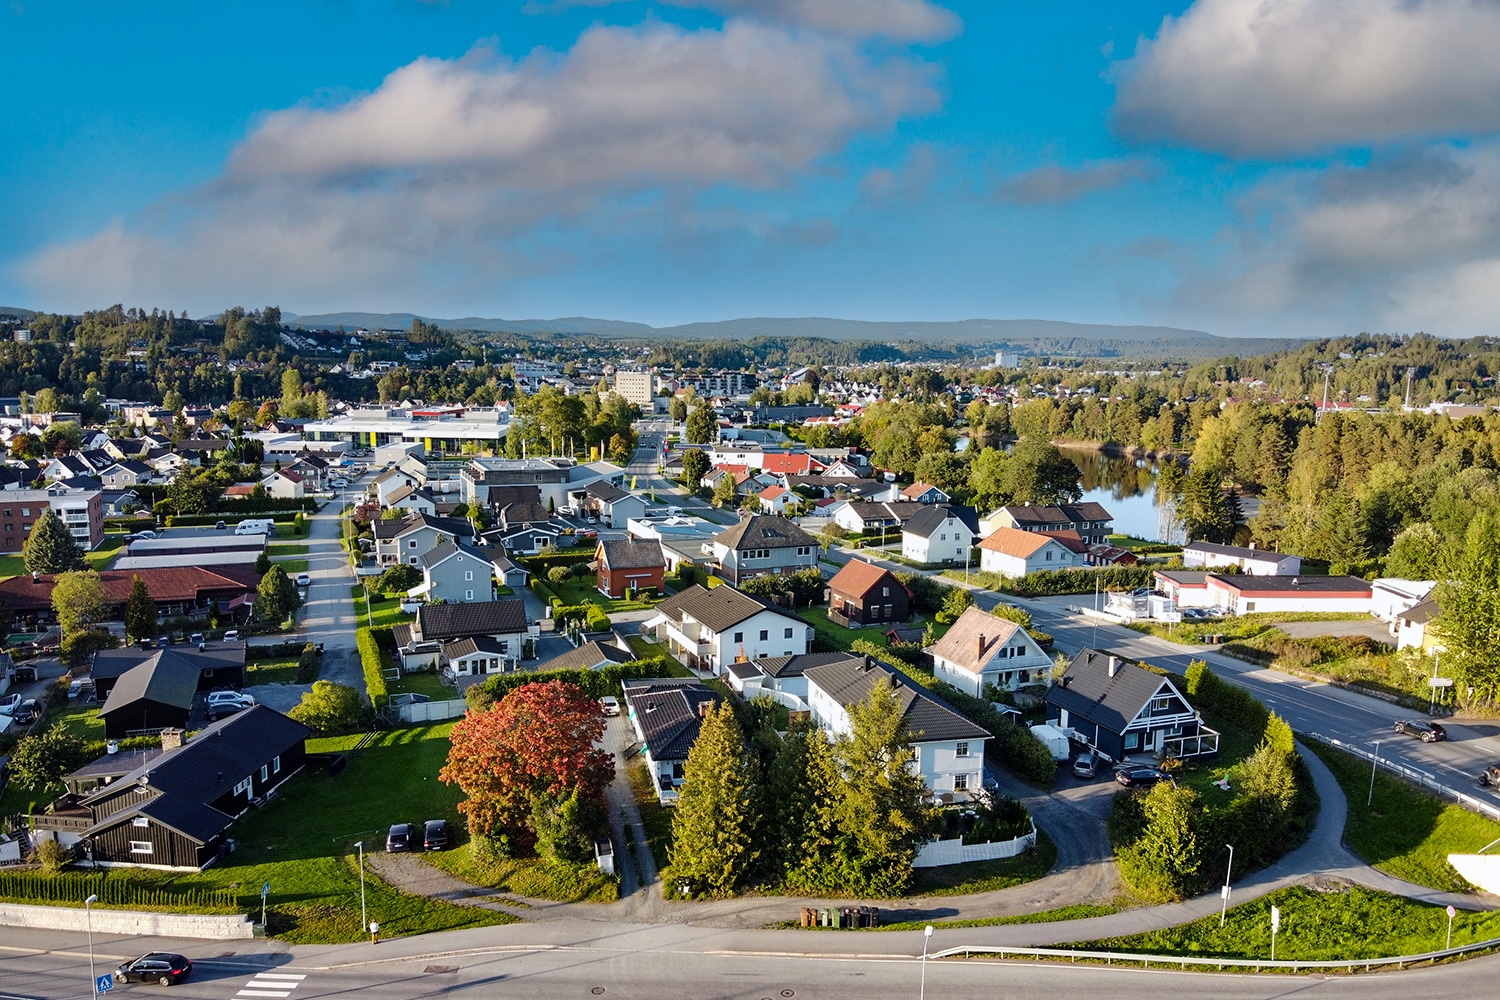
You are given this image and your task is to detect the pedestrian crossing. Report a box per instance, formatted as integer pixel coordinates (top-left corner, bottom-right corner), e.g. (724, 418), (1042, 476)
(236, 973), (307, 998)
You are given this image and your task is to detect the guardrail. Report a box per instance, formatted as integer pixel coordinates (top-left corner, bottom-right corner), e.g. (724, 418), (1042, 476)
(929, 936), (1500, 972)
(1304, 731), (1500, 822)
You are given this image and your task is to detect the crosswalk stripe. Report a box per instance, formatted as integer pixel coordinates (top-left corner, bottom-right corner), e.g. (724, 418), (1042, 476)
(237, 992), (291, 998)
(250, 975), (306, 981)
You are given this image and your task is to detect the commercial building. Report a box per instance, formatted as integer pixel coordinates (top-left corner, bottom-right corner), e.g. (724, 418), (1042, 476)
(0, 485), (104, 552)
(610, 370), (656, 408)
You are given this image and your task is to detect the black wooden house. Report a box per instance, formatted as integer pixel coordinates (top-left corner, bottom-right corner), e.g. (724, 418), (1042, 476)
(1046, 649), (1220, 762)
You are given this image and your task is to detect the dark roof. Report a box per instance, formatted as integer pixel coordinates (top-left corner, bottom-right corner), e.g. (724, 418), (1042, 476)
(68, 747), (164, 783)
(651, 583), (801, 632)
(416, 598), (527, 640)
(1209, 573), (1372, 594)
(1401, 595), (1442, 625)
(1002, 502), (1113, 527)
(712, 514), (816, 550)
(802, 655), (988, 744)
(751, 649), (865, 680)
(584, 479), (632, 503)
(903, 504), (978, 539)
(536, 639), (636, 673)
(1046, 649), (1180, 735)
(1185, 541), (1291, 561)
(598, 538), (665, 571)
(621, 678), (718, 762)
(1154, 570), (1211, 586)
(92, 643), (246, 683)
(372, 512), (473, 540)
(441, 635), (510, 659)
(499, 501), (552, 526)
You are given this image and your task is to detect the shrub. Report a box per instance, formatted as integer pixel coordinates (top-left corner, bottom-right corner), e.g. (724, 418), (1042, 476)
(288, 680), (372, 735)
(584, 606), (610, 633)
(467, 658), (666, 709)
(547, 566), (572, 586)
(296, 642), (319, 683)
(1183, 659), (1269, 735)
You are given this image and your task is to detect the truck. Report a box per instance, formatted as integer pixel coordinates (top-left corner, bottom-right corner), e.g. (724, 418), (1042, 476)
(1029, 724), (1073, 763)
(235, 518), (276, 536)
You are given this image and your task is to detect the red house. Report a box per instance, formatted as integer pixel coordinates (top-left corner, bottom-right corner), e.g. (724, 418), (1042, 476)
(595, 538), (666, 599)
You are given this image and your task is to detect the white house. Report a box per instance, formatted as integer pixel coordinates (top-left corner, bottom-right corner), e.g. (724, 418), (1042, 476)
(1182, 541), (1300, 576)
(621, 678), (719, 804)
(924, 606), (1053, 697)
(804, 655), (989, 799)
(384, 483), (438, 516)
(977, 527), (1084, 577)
(1205, 574), (1373, 615)
(641, 583), (813, 675)
(262, 469), (305, 500)
(1371, 579), (1436, 622)
(758, 485), (794, 516)
(901, 505), (977, 567)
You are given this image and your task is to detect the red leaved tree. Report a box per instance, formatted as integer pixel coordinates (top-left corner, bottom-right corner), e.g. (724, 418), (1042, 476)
(440, 680), (611, 850)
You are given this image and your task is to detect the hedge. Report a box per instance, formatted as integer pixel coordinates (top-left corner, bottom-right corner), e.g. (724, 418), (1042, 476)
(467, 658), (668, 708)
(356, 626), (388, 709)
(0, 872), (239, 912)
(1007, 564), (1159, 598)
(1184, 659), (1270, 736)
(247, 640), (312, 658)
(521, 550), (597, 573)
(165, 511), (301, 527)
(530, 579), (557, 606)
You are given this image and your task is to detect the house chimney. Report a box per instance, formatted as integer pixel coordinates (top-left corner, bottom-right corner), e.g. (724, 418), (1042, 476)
(106, 740), (119, 755)
(698, 700), (711, 718)
(1108, 656), (1120, 678)
(1248, 541), (1256, 551)
(977, 633), (986, 660)
(160, 728), (184, 751)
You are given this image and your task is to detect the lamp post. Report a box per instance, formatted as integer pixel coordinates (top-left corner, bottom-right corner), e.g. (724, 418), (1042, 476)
(85, 893), (99, 994)
(1430, 651), (1441, 715)
(919, 924), (933, 1000)
(354, 841), (367, 936)
(1369, 741), (1380, 807)
(1219, 844), (1234, 928)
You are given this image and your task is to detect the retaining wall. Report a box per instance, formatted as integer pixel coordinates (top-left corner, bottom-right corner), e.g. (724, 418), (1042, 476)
(0, 902), (256, 939)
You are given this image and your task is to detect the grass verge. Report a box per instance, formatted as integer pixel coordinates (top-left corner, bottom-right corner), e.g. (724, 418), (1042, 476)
(1307, 740), (1500, 892)
(908, 829), (1058, 897)
(425, 841), (619, 903)
(353, 584), (417, 629)
(626, 635), (692, 677)
(268, 543), (310, 557)
(276, 558), (310, 574)
(880, 901), (1123, 931)
(1125, 611), (1370, 646)
(626, 760), (674, 872)
(1079, 883), (1500, 961)
(247, 655), (301, 686)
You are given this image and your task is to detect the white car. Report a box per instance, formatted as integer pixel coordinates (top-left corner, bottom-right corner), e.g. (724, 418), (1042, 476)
(207, 691), (255, 720)
(599, 695), (620, 717)
(329, 478), (350, 489)
(296, 573), (311, 588)
(0, 693), (20, 716)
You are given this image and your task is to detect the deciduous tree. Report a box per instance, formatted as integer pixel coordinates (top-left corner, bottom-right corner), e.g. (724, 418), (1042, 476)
(51, 570), (108, 637)
(680, 447), (710, 489)
(8, 725), (87, 792)
(685, 405), (716, 445)
(253, 566), (302, 625)
(287, 680), (370, 735)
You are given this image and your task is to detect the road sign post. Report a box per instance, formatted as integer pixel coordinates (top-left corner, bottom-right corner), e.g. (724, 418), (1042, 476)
(261, 882), (271, 927)
(1448, 904), (1457, 950)
(1270, 905), (1281, 962)
(96, 975), (113, 995)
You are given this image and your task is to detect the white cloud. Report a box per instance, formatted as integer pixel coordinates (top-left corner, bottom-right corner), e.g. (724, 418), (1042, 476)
(21, 19), (940, 312)
(1167, 142), (1500, 335)
(993, 159), (1154, 204)
(532, 0), (960, 41)
(1114, 0), (1500, 156)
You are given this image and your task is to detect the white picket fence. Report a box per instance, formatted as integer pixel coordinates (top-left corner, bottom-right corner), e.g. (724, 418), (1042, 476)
(913, 821), (1037, 868)
(396, 698), (468, 724)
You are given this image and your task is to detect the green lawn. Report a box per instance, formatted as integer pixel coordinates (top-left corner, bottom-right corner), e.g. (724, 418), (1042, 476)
(626, 760), (675, 872)
(797, 606), (948, 655)
(549, 576), (658, 614)
(908, 829), (1058, 897)
(0, 553), (25, 578)
(161, 723), (513, 943)
(85, 535), (126, 571)
(880, 901), (1122, 931)
(353, 585), (417, 629)
(268, 543), (310, 557)
(276, 558), (309, 574)
(1080, 884), (1500, 961)
(1127, 611), (1370, 646)
(1308, 741), (1500, 892)
(247, 655), (302, 686)
(0, 701), (108, 819)
(389, 670), (454, 700)
(626, 635), (692, 677)
(425, 841), (619, 903)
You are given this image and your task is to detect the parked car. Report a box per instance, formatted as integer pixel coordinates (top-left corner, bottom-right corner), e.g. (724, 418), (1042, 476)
(134, 529), (157, 540)
(207, 690), (255, 720)
(296, 573), (311, 588)
(1, 694), (25, 718)
(189, 632), (205, 645)
(1072, 751), (1097, 779)
(14, 700), (39, 725)
(1115, 767), (1173, 788)
(600, 695), (620, 717)
(1394, 719), (1447, 743)
(1480, 763), (1500, 788)
(68, 677), (95, 701)
(114, 953), (192, 986)
(577, 528), (598, 540)
(330, 478), (350, 489)
(386, 823), (413, 852)
(222, 630), (242, 642)
(423, 819), (449, 851)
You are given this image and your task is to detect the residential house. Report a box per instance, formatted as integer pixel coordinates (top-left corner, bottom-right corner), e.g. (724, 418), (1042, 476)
(0, 567), (257, 627)
(395, 598), (529, 672)
(901, 481), (950, 505)
(372, 512), (473, 566)
(1372, 579), (1437, 623)
(709, 514), (819, 585)
(924, 606), (1052, 697)
(641, 583), (813, 674)
(1182, 541), (1300, 576)
(100, 459), (155, 489)
(622, 678), (719, 803)
(262, 469), (305, 500)
(416, 540), (524, 603)
(94, 644), (247, 739)
(1205, 574), (1373, 615)
(826, 559), (910, 628)
(1047, 649), (1219, 761)
(101, 489), (141, 517)
(758, 485), (794, 516)
(384, 483), (438, 516)
(978, 527), (1085, 577)
(804, 655), (989, 798)
(175, 439), (229, 466)
(571, 479), (648, 528)
(33, 708), (309, 869)
(830, 500), (926, 534)
(1395, 596), (1443, 651)
(595, 538), (666, 599)
(984, 503), (1114, 546)
(440, 636), (517, 677)
(371, 467), (422, 505)
(535, 635), (637, 673)
(901, 505), (978, 567)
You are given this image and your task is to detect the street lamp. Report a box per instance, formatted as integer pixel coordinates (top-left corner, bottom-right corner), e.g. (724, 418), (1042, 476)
(85, 893), (99, 994)
(1219, 844), (1234, 927)
(919, 924), (933, 1000)
(354, 841), (367, 936)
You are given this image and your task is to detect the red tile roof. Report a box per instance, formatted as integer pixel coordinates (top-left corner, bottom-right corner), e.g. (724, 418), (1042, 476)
(0, 566), (258, 612)
(828, 558), (904, 599)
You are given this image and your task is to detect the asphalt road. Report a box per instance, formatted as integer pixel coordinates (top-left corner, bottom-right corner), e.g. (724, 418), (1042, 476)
(629, 421), (737, 525)
(6, 928), (1500, 1000)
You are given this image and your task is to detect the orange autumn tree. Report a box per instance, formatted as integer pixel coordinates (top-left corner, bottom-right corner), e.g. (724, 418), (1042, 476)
(439, 680), (611, 852)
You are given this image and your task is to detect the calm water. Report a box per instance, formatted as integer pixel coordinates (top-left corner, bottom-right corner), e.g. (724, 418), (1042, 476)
(1060, 448), (1168, 542)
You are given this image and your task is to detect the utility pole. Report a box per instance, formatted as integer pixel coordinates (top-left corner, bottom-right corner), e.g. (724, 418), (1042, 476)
(1219, 844), (1234, 927)
(1405, 366), (1416, 409)
(355, 841), (367, 936)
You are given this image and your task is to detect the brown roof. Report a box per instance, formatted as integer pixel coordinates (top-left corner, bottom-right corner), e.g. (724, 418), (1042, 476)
(651, 583), (801, 633)
(0, 566), (258, 613)
(924, 606), (1023, 673)
(828, 559), (904, 599)
(712, 514), (816, 551)
(978, 527), (1064, 559)
(1040, 529), (1087, 554)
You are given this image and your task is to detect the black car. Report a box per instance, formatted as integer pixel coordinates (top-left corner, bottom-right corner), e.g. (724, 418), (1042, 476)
(423, 819), (449, 851)
(114, 953), (192, 986)
(386, 823), (412, 852)
(1394, 719), (1447, 743)
(1115, 767), (1173, 788)
(13, 700), (39, 725)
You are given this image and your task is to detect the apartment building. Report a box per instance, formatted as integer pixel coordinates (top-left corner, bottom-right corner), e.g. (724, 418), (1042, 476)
(0, 485), (105, 552)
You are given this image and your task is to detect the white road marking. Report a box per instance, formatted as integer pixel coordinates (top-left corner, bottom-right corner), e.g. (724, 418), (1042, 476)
(238, 972), (308, 998)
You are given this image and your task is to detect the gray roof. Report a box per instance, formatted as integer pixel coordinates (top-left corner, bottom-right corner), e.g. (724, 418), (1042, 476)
(536, 639), (636, 673)
(712, 514), (816, 551)
(372, 512), (473, 541)
(750, 649), (865, 680)
(1209, 574), (1371, 594)
(416, 598), (528, 640)
(1002, 502), (1113, 527)
(621, 678), (718, 763)
(598, 538), (665, 571)
(651, 583), (801, 633)
(584, 479), (632, 503)
(803, 655), (988, 744)
(441, 635), (510, 659)
(1046, 649), (1181, 735)
(1401, 595), (1442, 625)
(419, 538), (509, 572)
(1185, 541), (1290, 561)
(93, 643), (246, 683)
(903, 504), (978, 539)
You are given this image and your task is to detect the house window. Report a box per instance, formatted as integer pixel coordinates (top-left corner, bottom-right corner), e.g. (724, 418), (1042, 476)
(20, 508), (28, 516)
(1045, 550), (1052, 561)
(1245, 601), (1256, 612)
(953, 773), (969, 791)
(784, 627), (793, 639)
(499, 641), (510, 653)
(261, 765), (270, 781)
(465, 570), (473, 581)
(881, 586), (889, 597)
(234, 777), (252, 795)
(409, 540), (418, 548)
(733, 631), (744, 643)
(272, 756), (281, 774)
(940, 533), (946, 541)
(1124, 733), (1139, 750)
(132, 817), (149, 828)
(759, 629), (768, 641)
(465, 590), (474, 600)
(955, 741), (970, 758)
(1152, 695), (1171, 712)
(129, 841), (153, 855)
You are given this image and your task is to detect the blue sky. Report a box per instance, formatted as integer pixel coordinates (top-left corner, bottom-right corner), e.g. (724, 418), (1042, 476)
(5, 0), (1500, 338)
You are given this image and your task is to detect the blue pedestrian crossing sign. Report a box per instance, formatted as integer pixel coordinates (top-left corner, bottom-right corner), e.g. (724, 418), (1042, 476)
(96, 974), (114, 994)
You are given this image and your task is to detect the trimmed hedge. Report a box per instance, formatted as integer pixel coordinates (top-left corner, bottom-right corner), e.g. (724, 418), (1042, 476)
(467, 658), (668, 708)
(247, 640), (312, 658)
(1184, 659), (1270, 736)
(0, 872), (238, 912)
(522, 550), (597, 574)
(1008, 564), (1159, 598)
(357, 626), (388, 708)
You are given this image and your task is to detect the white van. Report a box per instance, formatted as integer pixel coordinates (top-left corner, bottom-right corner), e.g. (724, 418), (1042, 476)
(666, 506), (682, 517)
(235, 518), (276, 536)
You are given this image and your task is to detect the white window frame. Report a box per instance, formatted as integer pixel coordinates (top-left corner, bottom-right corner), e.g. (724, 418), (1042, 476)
(129, 841), (153, 854)
(953, 773), (969, 791)
(234, 776), (253, 795)
(272, 755), (281, 774)
(955, 741), (970, 758)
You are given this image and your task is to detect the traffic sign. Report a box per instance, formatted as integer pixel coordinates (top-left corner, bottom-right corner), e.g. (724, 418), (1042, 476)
(1429, 677), (1454, 688)
(1270, 905), (1280, 932)
(262, 882), (271, 898)
(1448, 904), (1457, 918)
(97, 975), (114, 994)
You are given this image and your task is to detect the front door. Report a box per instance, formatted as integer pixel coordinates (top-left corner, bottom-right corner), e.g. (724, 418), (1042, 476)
(1153, 729), (1164, 753)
